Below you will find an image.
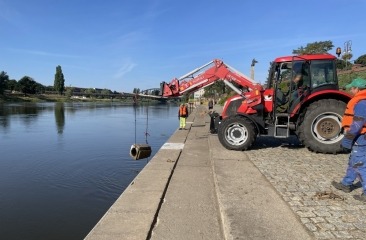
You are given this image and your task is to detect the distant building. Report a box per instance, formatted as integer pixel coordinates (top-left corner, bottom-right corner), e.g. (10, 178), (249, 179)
(194, 88), (205, 99)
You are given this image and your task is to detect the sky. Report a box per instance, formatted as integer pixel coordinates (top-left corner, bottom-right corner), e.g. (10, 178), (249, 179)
(1, 0), (366, 93)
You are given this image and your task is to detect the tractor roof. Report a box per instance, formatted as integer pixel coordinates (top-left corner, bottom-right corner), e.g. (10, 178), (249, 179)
(274, 54), (336, 63)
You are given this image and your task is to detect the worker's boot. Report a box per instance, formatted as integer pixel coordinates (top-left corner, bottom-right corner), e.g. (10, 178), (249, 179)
(353, 193), (366, 202)
(331, 181), (354, 193)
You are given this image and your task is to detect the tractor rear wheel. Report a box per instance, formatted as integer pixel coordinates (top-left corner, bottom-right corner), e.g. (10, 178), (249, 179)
(297, 99), (346, 154)
(218, 116), (257, 151)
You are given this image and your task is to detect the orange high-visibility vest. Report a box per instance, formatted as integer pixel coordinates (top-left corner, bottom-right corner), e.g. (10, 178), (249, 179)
(342, 89), (366, 133)
(179, 105), (187, 116)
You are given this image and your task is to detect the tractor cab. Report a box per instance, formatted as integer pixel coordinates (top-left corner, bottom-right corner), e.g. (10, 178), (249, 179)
(264, 54), (342, 139)
(268, 54), (339, 114)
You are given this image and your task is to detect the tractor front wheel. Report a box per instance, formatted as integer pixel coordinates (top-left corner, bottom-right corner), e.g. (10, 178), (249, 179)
(218, 116), (257, 151)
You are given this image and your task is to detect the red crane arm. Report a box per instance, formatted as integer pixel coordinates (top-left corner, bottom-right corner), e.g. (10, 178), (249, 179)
(160, 59), (263, 97)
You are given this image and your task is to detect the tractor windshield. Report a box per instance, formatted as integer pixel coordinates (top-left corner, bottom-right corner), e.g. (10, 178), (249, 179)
(310, 60), (337, 88)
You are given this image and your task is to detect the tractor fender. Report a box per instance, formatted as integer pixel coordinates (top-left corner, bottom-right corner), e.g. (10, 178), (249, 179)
(290, 90), (351, 119)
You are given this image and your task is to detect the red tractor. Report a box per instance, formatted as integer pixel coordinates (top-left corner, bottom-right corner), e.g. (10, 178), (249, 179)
(160, 54), (351, 154)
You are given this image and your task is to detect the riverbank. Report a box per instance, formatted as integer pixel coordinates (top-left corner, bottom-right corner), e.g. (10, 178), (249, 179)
(0, 94), (67, 103)
(0, 93), (154, 104)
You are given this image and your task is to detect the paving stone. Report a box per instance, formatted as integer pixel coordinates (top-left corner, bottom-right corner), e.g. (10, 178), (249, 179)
(289, 200), (303, 207)
(305, 222), (318, 232)
(332, 222), (356, 231)
(330, 211), (345, 218)
(332, 231), (354, 239)
(342, 214), (359, 223)
(297, 210), (316, 218)
(311, 217), (326, 224)
(325, 217), (343, 224)
(314, 209), (332, 217)
(329, 206), (345, 211)
(349, 230), (365, 239)
(301, 217), (311, 224)
(313, 231), (335, 239)
(318, 222), (336, 231)
(353, 222), (366, 230)
(358, 205), (366, 210)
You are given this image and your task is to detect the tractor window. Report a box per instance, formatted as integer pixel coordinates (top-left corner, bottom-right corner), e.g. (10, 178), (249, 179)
(310, 60), (336, 87)
(277, 63), (292, 91)
(267, 64), (279, 89)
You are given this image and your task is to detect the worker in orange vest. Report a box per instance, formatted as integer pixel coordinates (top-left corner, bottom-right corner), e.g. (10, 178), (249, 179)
(332, 77), (366, 202)
(178, 103), (189, 130)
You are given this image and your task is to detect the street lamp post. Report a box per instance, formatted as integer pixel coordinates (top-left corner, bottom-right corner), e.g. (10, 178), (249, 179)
(343, 40), (352, 69)
(250, 58), (258, 80)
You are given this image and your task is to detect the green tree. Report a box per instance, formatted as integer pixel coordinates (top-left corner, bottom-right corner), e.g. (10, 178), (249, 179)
(65, 87), (74, 98)
(341, 52), (353, 70)
(84, 88), (96, 97)
(45, 85), (55, 92)
(292, 40), (334, 55)
(18, 76), (38, 94)
(35, 82), (45, 94)
(6, 79), (19, 92)
(336, 59), (346, 70)
(181, 94), (189, 103)
(354, 54), (366, 65)
(0, 71), (9, 94)
(204, 81), (229, 97)
(153, 89), (160, 95)
(101, 89), (112, 95)
(54, 65), (65, 95)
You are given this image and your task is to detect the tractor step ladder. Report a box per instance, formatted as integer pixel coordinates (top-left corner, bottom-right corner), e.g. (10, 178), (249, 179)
(274, 113), (290, 138)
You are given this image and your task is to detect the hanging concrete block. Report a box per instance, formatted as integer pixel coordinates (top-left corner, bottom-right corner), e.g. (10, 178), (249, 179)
(130, 144), (152, 160)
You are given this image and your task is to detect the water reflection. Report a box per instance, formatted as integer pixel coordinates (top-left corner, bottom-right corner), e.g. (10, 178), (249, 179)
(54, 102), (65, 134)
(0, 115), (9, 129)
(0, 102), (178, 134)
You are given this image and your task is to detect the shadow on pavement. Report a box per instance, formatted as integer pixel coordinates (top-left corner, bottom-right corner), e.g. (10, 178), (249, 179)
(250, 136), (303, 150)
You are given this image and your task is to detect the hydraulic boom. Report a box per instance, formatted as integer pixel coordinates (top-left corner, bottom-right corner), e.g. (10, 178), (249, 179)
(160, 59), (263, 98)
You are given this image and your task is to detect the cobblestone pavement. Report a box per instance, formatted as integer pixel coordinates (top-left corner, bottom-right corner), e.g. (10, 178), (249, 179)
(245, 137), (366, 240)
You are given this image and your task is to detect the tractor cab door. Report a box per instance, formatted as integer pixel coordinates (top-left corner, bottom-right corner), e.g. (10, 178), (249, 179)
(270, 60), (311, 113)
(269, 62), (292, 112)
(267, 60), (310, 138)
(267, 62), (294, 137)
(288, 60), (311, 111)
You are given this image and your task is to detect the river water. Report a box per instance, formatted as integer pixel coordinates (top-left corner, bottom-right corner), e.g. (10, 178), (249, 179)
(0, 102), (180, 240)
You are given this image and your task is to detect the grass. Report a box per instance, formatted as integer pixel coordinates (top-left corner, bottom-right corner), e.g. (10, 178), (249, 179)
(338, 71), (366, 89)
